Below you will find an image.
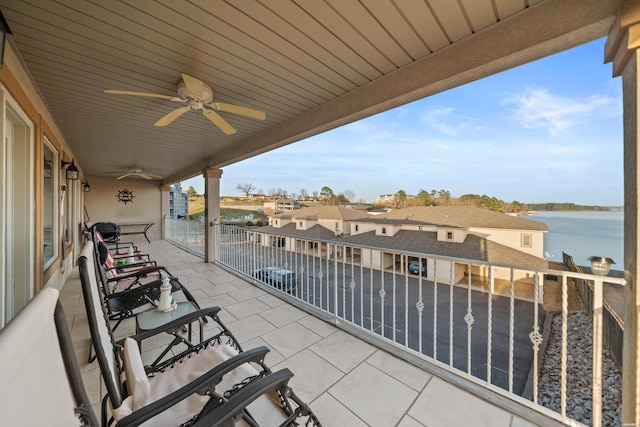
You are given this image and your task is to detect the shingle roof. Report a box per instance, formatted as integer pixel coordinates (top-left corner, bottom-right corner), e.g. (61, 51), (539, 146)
(255, 225), (547, 269)
(362, 206), (548, 231)
(257, 223), (338, 240)
(259, 205), (548, 268)
(273, 206), (370, 221)
(343, 230), (548, 268)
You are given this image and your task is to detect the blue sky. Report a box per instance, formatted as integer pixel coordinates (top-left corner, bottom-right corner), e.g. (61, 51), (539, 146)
(183, 38), (623, 206)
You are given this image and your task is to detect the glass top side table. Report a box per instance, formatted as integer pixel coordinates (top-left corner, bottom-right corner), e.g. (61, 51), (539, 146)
(135, 301), (203, 366)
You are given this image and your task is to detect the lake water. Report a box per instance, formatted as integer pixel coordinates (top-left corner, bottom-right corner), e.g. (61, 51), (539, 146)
(527, 211), (624, 269)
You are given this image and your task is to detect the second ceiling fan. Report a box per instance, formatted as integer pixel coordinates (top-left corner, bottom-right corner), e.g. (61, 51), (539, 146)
(105, 74), (265, 135)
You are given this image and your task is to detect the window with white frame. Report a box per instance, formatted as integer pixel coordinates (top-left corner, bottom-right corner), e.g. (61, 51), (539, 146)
(521, 233), (532, 248)
(43, 138), (58, 269)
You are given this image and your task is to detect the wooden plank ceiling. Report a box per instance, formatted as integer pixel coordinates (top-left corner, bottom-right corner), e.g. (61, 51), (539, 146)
(0, 0), (621, 184)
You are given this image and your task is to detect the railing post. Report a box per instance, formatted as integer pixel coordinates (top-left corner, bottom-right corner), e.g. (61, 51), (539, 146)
(213, 223), (219, 263)
(333, 243), (338, 323)
(592, 278), (604, 427)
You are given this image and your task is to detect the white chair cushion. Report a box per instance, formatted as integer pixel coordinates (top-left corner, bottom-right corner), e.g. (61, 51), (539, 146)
(0, 288), (83, 426)
(123, 338), (151, 411)
(142, 344), (259, 426)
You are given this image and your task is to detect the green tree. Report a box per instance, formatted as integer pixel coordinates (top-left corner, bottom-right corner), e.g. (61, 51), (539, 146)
(395, 189), (407, 208)
(460, 194), (480, 206)
(187, 186), (197, 198)
(511, 201), (522, 212)
(416, 190), (433, 206)
(437, 189), (451, 205)
(320, 186), (335, 203)
(478, 195), (501, 211)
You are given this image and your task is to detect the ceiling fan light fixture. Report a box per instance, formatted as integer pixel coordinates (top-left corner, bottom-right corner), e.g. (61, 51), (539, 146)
(177, 79), (213, 103)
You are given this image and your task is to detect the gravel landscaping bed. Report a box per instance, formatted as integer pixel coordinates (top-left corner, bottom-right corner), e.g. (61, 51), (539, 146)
(538, 311), (621, 426)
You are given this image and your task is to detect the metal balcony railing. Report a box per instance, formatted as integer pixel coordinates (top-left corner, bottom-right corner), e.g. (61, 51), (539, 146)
(209, 224), (626, 426)
(164, 218), (205, 257)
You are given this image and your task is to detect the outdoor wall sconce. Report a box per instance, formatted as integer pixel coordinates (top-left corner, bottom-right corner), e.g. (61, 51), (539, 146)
(0, 10), (12, 68)
(588, 256), (615, 276)
(61, 158), (79, 180)
(82, 182), (91, 192)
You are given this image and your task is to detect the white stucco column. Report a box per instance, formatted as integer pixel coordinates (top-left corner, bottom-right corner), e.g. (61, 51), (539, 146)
(605, 1), (640, 422)
(160, 185), (171, 240)
(203, 167), (222, 263)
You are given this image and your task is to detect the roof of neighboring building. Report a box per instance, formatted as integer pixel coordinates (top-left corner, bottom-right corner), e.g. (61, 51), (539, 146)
(257, 223), (338, 240)
(344, 230), (548, 268)
(273, 205), (370, 221)
(254, 224), (547, 269)
(360, 206), (548, 231)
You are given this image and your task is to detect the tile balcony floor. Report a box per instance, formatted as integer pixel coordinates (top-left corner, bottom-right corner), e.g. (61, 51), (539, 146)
(61, 239), (538, 427)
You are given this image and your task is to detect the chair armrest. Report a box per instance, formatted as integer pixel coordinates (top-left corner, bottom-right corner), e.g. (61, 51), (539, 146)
(106, 259), (158, 271)
(105, 265), (168, 282)
(116, 347), (271, 427)
(111, 253), (152, 262)
(104, 277), (164, 298)
(192, 368), (295, 427)
(105, 255), (155, 267)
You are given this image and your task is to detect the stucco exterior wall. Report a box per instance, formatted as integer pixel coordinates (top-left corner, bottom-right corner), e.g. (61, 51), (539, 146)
(319, 218), (341, 232)
(468, 227), (545, 258)
(83, 176), (162, 241)
(351, 222), (375, 235)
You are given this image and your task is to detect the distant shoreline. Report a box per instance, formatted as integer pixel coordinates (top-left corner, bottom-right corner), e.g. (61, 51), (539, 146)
(526, 203), (622, 212)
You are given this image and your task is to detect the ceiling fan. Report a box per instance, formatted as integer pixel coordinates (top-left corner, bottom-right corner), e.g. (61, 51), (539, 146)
(104, 74), (266, 135)
(105, 168), (163, 180)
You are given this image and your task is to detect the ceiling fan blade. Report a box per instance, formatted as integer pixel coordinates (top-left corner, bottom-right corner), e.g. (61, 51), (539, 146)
(181, 74), (204, 99)
(104, 90), (178, 101)
(117, 173), (134, 180)
(210, 102), (266, 120)
(140, 173), (162, 180)
(203, 109), (236, 135)
(154, 107), (190, 126)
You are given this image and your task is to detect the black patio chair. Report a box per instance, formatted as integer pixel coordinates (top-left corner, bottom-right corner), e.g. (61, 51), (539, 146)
(87, 239), (201, 332)
(0, 287), (99, 426)
(78, 240), (321, 426)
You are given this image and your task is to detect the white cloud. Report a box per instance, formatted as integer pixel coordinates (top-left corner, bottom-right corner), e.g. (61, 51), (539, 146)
(502, 87), (618, 135)
(420, 106), (473, 136)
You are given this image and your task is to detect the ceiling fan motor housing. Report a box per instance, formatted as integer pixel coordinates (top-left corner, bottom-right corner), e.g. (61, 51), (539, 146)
(177, 79), (214, 103)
